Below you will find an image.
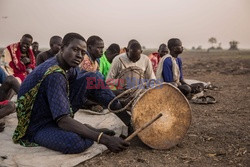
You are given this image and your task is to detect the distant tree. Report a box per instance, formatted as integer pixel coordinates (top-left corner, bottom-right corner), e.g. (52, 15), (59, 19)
(229, 41), (239, 50)
(216, 42), (223, 50)
(208, 37), (217, 48)
(191, 46), (195, 50)
(196, 45), (202, 50)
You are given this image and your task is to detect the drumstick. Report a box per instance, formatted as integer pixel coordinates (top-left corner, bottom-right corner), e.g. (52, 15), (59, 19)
(125, 113), (163, 141)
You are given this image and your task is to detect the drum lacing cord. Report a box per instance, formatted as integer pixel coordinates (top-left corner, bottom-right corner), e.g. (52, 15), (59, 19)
(107, 79), (157, 113)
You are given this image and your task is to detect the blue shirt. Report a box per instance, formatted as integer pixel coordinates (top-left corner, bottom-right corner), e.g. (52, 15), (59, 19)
(162, 57), (183, 82)
(19, 57), (76, 141)
(0, 67), (7, 84)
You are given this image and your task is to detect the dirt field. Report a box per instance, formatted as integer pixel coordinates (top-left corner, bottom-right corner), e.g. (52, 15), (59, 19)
(79, 50), (250, 167)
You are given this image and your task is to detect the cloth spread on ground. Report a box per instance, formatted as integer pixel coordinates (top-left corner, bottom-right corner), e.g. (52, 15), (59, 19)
(0, 109), (127, 167)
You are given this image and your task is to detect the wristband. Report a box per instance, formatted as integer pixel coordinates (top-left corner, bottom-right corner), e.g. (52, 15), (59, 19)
(97, 132), (104, 144)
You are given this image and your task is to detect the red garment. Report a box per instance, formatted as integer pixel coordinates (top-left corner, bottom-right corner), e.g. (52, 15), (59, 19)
(148, 52), (161, 73)
(7, 43), (36, 81)
(0, 100), (9, 106)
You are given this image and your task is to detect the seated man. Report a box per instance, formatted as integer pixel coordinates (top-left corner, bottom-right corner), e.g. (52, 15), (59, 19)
(78, 35), (105, 112)
(79, 35), (104, 72)
(31, 41), (41, 58)
(99, 43), (120, 80)
(106, 40), (155, 90)
(12, 33), (129, 154)
(2, 34), (36, 82)
(156, 38), (192, 97)
(0, 66), (20, 132)
(148, 43), (168, 73)
(36, 36), (62, 65)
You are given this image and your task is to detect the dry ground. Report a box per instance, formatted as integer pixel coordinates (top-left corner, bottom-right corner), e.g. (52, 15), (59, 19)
(79, 50), (250, 167)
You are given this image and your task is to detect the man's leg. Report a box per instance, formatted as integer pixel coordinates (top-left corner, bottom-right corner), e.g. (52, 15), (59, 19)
(69, 72), (121, 110)
(0, 101), (15, 119)
(0, 76), (20, 101)
(178, 84), (192, 97)
(190, 83), (204, 94)
(0, 122), (5, 132)
(0, 101), (15, 132)
(69, 72), (131, 125)
(33, 123), (94, 154)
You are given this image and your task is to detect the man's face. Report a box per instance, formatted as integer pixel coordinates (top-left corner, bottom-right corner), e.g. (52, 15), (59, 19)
(158, 46), (168, 57)
(51, 39), (62, 54)
(20, 37), (32, 53)
(32, 43), (39, 51)
(61, 39), (87, 68)
(173, 40), (183, 55)
(127, 48), (141, 62)
(88, 40), (104, 59)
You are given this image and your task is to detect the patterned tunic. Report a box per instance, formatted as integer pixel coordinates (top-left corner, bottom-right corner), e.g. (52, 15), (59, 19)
(13, 57), (119, 154)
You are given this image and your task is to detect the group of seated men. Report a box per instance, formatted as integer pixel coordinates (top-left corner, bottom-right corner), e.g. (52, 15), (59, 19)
(0, 32), (196, 154)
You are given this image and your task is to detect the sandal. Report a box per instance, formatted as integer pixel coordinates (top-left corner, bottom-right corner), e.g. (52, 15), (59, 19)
(191, 96), (216, 104)
(205, 84), (218, 90)
(191, 96), (207, 104)
(205, 95), (216, 104)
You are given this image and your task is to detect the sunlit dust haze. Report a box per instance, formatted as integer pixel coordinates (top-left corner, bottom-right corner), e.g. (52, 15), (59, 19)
(0, 0), (249, 49)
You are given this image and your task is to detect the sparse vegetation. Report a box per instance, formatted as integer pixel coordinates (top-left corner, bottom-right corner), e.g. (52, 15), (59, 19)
(229, 40), (239, 50)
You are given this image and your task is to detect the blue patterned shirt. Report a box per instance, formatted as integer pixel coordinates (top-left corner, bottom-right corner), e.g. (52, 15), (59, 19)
(19, 57), (76, 141)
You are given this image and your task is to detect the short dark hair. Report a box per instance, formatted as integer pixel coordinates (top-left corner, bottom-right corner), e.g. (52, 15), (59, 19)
(22, 34), (33, 40)
(128, 42), (141, 51)
(127, 39), (139, 48)
(87, 35), (103, 46)
(159, 43), (167, 49)
(168, 38), (181, 50)
(50, 36), (62, 45)
(107, 43), (120, 55)
(62, 33), (86, 47)
(32, 41), (39, 45)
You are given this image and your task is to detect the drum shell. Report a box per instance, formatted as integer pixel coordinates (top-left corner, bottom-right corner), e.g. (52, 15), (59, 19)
(131, 83), (192, 149)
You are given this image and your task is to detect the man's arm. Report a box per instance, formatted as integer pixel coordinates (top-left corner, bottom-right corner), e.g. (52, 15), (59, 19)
(178, 58), (188, 85)
(57, 116), (129, 153)
(36, 52), (45, 66)
(162, 58), (174, 83)
(106, 56), (120, 81)
(2, 48), (14, 76)
(144, 56), (156, 80)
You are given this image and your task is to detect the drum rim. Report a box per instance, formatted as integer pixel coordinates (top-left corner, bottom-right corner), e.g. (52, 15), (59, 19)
(131, 82), (192, 149)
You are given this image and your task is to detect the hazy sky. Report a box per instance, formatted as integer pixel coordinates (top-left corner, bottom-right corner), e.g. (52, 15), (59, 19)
(0, 0), (249, 49)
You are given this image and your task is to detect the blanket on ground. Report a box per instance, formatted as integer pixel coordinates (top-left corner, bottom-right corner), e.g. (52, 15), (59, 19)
(0, 109), (127, 167)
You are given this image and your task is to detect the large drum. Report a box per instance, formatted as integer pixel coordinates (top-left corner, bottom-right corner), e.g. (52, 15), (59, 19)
(131, 83), (191, 149)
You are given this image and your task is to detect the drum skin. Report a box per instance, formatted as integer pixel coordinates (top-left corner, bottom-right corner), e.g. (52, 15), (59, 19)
(131, 83), (192, 149)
